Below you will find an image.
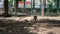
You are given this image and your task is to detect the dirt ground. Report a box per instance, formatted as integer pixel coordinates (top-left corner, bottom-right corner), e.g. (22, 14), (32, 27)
(24, 23), (60, 34)
(27, 26), (60, 34)
(0, 19), (60, 34)
(51, 27), (60, 34)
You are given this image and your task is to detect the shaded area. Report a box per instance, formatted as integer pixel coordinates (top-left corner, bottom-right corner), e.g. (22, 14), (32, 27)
(0, 19), (37, 34)
(0, 19), (60, 34)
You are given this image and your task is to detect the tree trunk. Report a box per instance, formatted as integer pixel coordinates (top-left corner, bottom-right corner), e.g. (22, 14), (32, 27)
(4, 0), (9, 17)
(41, 0), (44, 16)
(15, 0), (18, 16)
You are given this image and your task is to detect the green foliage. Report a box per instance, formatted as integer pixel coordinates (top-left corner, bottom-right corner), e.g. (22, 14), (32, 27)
(18, 0), (24, 1)
(18, 0), (22, 1)
(9, 0), (13, 5)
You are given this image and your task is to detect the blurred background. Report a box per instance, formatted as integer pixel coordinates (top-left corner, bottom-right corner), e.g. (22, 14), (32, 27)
(0, 0), (60, 16)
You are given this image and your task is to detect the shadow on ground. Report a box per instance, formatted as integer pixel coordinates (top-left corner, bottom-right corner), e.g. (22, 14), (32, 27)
(0, 19), (60, 34)
(0, 19), (37, 34)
